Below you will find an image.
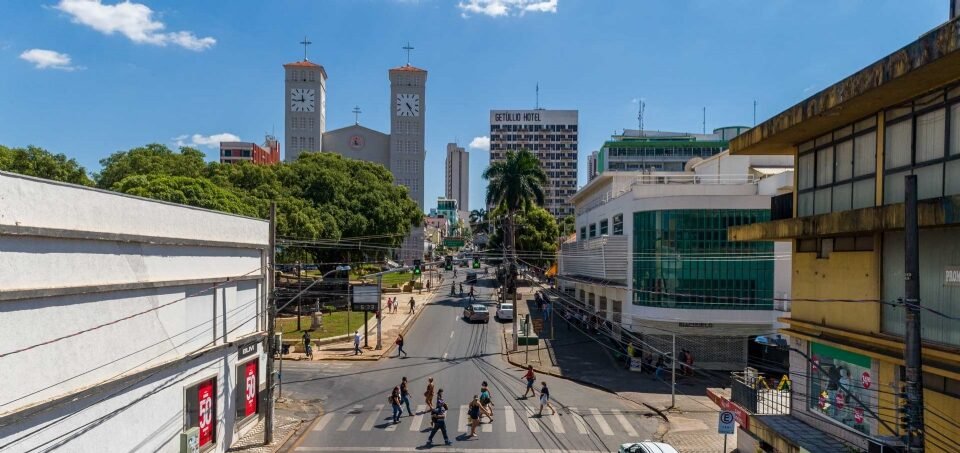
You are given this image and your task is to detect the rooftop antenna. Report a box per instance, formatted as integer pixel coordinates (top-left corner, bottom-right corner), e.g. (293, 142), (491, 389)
(702, 107), (706, 134)
(536, 82), (540, 110)
(637, 98), (646, 137)
(352, 106), (362, 125)
(753, 100), (758, 126)
(300, 36), (312, 61)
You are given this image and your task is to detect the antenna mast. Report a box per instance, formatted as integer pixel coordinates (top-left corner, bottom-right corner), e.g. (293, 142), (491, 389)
(702, 107), (706, 134)
(637, 99), (646, 137)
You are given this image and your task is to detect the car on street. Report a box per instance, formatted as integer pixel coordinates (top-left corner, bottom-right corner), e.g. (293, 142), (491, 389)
(465, 271), (477, 283)
(495, 303), (513, 322)
(618, 441), (680, 453)
(463, 303), (490, 323)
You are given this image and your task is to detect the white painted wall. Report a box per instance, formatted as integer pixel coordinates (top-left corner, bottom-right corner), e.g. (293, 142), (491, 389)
(0, 172), (269, 453)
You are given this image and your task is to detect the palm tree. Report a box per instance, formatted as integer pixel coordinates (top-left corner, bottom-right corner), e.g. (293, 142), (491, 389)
(482, 148), (547, 269)
(469, 208), (488, 234)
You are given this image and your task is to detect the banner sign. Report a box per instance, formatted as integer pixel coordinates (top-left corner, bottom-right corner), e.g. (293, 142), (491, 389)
(197, 379), (215, 446)
(244, 361), (258, 417)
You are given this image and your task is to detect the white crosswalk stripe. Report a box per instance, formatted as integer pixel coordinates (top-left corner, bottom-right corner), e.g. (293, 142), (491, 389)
(589, 408), (614, 435)
(360, 404), (384, 432)
(568, 407), (589, 434)
(504, 405), (517, 433)
(611, 409), (638, 437)
(336, 415), (355, 432)
(457, 404), (468, 432)
(548, 412), (564, 433)
(524, 406), (542, 432)
(311, 413), (334, 432)
(410, 404), (427, 431)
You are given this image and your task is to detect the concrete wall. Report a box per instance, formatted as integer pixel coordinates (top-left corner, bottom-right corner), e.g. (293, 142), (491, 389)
(322, 124), (391, 168)
(0, 172), (268, 453)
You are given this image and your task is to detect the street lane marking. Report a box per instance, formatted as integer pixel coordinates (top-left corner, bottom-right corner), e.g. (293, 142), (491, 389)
(568, 407), (589, 434)
(611, 409), (638, 437)
(450, 331), (455, 338)
(336, 415), (356, 432)
(311, 413), (334, 432)
(457, 404), (469, 432)
(297, 448), (611, 452)
(482, 408), (493, 432)
(361, 404), (384, 432)
(504, 405), (517, 433)
(524, 406), (541, 432)
(548, 412), (564, 433)
(589, 408), (614, 435)
(410, 404), (427, 431)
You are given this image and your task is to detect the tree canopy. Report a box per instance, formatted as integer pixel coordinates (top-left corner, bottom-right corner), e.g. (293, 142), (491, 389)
(488, 203), (558, 267)
(482, 149), (547, 215)
(0, 145), (93, 186)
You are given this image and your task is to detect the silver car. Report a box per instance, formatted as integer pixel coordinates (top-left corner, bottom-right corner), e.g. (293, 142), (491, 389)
(463, 304), (490, 323)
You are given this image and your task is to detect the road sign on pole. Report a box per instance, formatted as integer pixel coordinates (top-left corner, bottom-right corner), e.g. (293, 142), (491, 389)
(718, 410), (736, 434)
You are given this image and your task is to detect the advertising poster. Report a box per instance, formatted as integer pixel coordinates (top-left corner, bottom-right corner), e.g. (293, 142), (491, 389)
(198, 379), (215, 446)
(244, 361), (258, 417)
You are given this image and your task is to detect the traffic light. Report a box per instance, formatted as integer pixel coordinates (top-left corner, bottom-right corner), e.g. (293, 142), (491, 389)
(444, 256), (453, 271)
(413, 259), (422, 276)
(473, 257), (480, 269)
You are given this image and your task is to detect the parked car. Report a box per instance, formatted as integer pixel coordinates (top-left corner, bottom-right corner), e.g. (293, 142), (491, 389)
(463, 304), (490, 323)
(618, 442), (680, 453)
(495, 303), (514, 322)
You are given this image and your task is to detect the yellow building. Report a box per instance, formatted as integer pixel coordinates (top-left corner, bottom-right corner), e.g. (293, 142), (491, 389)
(725, 13), (960, 453)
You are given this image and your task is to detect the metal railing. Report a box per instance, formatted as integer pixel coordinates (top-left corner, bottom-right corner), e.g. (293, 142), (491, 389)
(580, 174), (759, 212)
(730, 369), (791, 415)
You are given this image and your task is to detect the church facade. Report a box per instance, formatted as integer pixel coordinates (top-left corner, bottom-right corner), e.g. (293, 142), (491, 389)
(283, 56), (426, 265)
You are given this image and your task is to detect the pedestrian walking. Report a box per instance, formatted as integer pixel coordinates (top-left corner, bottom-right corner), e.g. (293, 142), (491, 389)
(426, 390), (452, 445)
(479, 381), (494, 422)
(521, 365), (537, 398)
(424, 377), (435, 411)
(655, 354), (666, 380)
(408, 297), (416, 314)
(684, 348), (695, 377)
(396, 333), (408, 358)
(538, 382), (557, 416)
(400, 377), (414, 416)
(353, 330), (363, 355)
(459, 282), (464, 296)
(386, 297), (391, 313)
(302, 330), (312, 359)
(467, 395), (482, 437)
(389, 386), (402, 423)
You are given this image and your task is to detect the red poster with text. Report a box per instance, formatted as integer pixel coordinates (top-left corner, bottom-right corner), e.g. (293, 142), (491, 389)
(198, 379), (215, 446)
(244, 361), (258, 417)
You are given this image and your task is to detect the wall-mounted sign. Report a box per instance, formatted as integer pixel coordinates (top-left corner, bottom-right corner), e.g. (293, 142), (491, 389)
(945, 266), (960, 287)
(349, 135), (365, 150)
(238, 341), (258, 360)
(351, 284), (380, 312)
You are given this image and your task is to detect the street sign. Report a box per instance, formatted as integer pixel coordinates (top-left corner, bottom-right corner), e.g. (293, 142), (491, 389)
(351, 284), (380, 312)
(717, 410), (736, 434)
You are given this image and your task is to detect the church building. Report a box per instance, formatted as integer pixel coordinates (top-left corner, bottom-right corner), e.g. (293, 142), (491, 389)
(282, 46), (426, 265)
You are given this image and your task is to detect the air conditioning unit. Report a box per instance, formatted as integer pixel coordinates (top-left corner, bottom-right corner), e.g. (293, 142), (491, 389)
(180, 427), (199, 453)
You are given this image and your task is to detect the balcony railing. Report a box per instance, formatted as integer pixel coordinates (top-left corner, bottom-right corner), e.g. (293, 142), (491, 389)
(730, 369), (791, 415)
(580, 174), (759, 212)
(559, 236), (628, 283)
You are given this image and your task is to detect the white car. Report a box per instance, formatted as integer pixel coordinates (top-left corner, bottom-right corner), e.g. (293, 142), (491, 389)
(495, 303), (514, 321)
(618, 442), (680, 453)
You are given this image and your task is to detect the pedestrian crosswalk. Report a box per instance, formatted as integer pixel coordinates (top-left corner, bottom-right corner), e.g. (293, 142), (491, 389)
(309, 404), (650, 437)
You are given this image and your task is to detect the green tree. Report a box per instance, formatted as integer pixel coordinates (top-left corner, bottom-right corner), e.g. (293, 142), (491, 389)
(0, 145), (93, 186)
(482, 149), (547, 268)
(488, 204), (558, 268)
(469, 208), (489, 234)
(560, 214), (576, 236)
(96, 144), (207, 189)
(112, 174), (259, 217)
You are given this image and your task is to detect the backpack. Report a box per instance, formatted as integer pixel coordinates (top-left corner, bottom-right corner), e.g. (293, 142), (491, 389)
(480, 391), (491, 405)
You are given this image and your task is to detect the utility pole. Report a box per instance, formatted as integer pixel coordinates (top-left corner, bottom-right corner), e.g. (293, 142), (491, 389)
(903, 175), (925, 452)
(671, 333), (677, 409)
(264, 203), (277, 444)
(376, 274), (383, 350)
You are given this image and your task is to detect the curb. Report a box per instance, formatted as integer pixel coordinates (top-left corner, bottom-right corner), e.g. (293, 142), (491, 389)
(271, 419), (304, 453)
(500, 330), (670, 422)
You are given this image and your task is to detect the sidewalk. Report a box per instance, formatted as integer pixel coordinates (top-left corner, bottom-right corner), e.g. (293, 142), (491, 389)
(282, 284), (440, 362)
(503, 282), (734, 452)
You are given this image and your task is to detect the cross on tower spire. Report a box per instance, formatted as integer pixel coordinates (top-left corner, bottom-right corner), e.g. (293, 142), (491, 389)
(352, 106), (362, 125)
(402, 42), (414, 65)
(300, 36), (312, 61)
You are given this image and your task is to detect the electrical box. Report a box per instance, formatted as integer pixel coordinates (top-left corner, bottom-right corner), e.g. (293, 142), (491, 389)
(180, 427), (199, 453)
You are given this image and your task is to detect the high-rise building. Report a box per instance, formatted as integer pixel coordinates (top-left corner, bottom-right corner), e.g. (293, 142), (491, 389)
(283, 60), (327, 162)
(219, 135), (280, 165)
(388, 65), (427, 265)
(445, 143), (469, 212)
(489, 109), (578, 218)
(587, 151), (599, 182)
(596, 127), (747, 174)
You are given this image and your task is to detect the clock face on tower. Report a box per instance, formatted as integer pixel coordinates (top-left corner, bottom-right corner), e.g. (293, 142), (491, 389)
(395, 93), (420, 117)
(290, 88), (315, 112)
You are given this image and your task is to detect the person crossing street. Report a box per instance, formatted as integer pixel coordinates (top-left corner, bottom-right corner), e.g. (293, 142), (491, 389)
(521, 365), (537, 398)
(426, 389), (452, 446)
(538, 381), (557, 416)
(400, 377), (414, 417)
(389, 387), (402, 423)
(479, 381), (494, 422)
(424, 377), (435, 411)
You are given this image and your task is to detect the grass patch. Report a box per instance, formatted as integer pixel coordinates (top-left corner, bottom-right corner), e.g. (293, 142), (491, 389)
(353, 270), (419, 287)
(277, 311), (370, 340)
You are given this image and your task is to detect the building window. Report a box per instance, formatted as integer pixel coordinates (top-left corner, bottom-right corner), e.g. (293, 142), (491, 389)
(236, 359), (259, 425)
(242, 150), (251, 158)
(580, 226), (586, 240)
(796, 115), (878, 216)
(613, 214), (623, 235)
(223, 150), (232, 157)
(807, 342), (875, 436)
(308, 137), (315, 150)
(589, 223), (596, 238)
(599, 219), (609, 236)
(185, 377), (217, 450)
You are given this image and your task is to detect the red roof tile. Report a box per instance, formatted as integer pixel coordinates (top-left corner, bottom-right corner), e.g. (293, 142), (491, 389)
(390, 64), (427, 73)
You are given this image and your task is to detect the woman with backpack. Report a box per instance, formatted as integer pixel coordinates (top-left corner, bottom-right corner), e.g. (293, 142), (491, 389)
(467, 395), (483, 438)
(389, 386), (402, 423)
(479, 381), (494, 422)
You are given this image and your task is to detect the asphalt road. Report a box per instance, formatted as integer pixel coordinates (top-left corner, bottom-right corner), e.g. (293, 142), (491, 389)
(280, 268), (658, 453)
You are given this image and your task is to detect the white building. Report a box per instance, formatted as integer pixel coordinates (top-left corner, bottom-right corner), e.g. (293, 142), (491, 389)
(561, 151), (793, 370)
(489, 109), (578, 218)
(0, 172), (270, 452)
(445, 143), (469, 213)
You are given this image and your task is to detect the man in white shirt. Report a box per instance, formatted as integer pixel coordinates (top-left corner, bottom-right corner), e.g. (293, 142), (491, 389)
(354, 330), (363, 355)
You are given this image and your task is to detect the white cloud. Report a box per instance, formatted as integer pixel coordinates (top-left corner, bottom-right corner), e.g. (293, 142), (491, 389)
(19, 48), (82, 71)
(458, 0), (557, 17)
(55, 0), (216, 51)
(469, 136), (490, 150)
(174, 133), (240, 149)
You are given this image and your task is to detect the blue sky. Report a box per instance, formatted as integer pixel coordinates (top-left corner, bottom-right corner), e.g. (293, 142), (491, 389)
(0, 0), (949, 213)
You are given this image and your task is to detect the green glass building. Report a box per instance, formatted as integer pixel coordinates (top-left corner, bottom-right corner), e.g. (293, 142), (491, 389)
(633, 209), (774, 310)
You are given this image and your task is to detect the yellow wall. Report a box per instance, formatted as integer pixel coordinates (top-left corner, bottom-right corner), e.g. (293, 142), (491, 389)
(876, 360), (960, 453)
(791, 250), (881, 334)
